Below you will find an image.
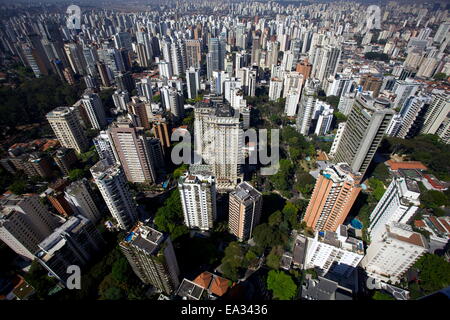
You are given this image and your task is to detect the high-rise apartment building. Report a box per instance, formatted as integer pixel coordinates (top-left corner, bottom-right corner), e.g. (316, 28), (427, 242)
(109, 117), (157, 184)
(396, 94), (431, 138)
(65, 178), (103, 223)
(127, 96), (151, 129)
(119, 222), (180, 294)
(160, 86), (185, 121)
(186, 67), (200, 100)
(93, 131), (118, 165)
(178, 171), (217, 231)
(296, 79), (319, 135)
(36, 215), (104, 284)
(194, 101), (243, 191)
(90, 160), (138, 230)
(332, 94), (394, 176)
(361, 222), (428, 283)
(305, 225), (364, 278)
(303, 163), (362, 232)
(184, 39), (201, 69)
(268, 77), (283, 101)
(228, 182), (263, 241)
(46, 107), (89, 153)
(420, 91), (450, 135)
(392, 79), (421, 109)
(368, 178), (421, 241)
(81, 89), (107, 130)
(284, 90), (301, 117)
(207, 38), (226, 80)
(0, 193), (59, 260)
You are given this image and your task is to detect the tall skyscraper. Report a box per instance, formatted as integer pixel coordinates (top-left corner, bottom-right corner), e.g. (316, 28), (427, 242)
(65, 178), (103, 223)
(119, 222), (180, 294)
(184, 39), (201, 69)
(332, 94), (395, 176)
(91, 160), (138, 230)
(160, 86), (185, 121)
(194, 101), (243, 191)
(112, 90), (131, 112)
(207, 38), (226, 80)
(81, 89), (107, 130)
(229, 182), (262, 241)
(296, 79), (319, 135)
(93, 131), (118, 165)
(186, 67), (200, 100)
(368, 177), (420, 241)
(392, 79), (421, 109)
(284, 90), (301, 117)
(127, 96), (151, 129)
(268, 77), (283, 101)
(396, 94), (431, 138)
(420, 91), (450, 135)
(178, 170), (217, 231)
(361, 222), (428, 284)
(35, 215), (104, 284)
(46, 106), (89, 153)
(303, 163), (362, 232)
(136, 78), (153, 101)
(109, 117), (157, 184)
(0, 193), (59, 260)
(311, 45), (341, 84)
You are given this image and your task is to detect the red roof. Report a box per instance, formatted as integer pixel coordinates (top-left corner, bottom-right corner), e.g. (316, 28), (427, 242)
(437, 218), (450, 234)
(193, 272), (212, 289)
(209, 275), (230, 297)
(414, 220), (426, 228)
(423, 174), (446, 190)
(386, 160), (427, 171)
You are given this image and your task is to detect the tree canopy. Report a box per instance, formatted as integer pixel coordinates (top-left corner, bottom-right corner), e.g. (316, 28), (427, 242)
(266, 270), (297, 300)
(154, 189), (188, 241)
(410, 253), (450, 299)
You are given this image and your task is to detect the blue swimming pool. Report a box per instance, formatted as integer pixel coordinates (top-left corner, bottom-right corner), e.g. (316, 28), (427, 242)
(351, 218), (363, 230)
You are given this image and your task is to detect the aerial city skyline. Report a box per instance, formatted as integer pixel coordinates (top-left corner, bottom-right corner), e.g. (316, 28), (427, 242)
(0, 0), (449, 306)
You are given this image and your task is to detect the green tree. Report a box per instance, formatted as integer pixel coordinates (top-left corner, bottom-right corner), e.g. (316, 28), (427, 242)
(103, 287), (125, 300)
(433, 73), (447, 81)
(326, 95), (340, 108)
(68, 168), (86, 181)
(411, 254), (450, 298)
(266, 270), (297, 300)
(333, 111), (347, 123)
(8, 180), (27, 195)
(111, 257), (132, 283)
(368, 178), (386, 201)
(268, 210), (283, 227)
(372, 291), (395, 300)
(154, 190), (187, 240)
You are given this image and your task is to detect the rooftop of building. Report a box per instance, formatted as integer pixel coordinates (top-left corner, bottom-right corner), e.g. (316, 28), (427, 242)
(322, 162), (362, 184)
(176, 279), (205, 300)
(386, 222), (428, 248)
(386, 160), (428, 171)
(121, 222), (164, 254)
(193, 271), (232, 297)
(46, 106), (73, 117)
(36, 216), (88, 261)
(231, 182), (261, 202)
(179, 172), (215, 185)
(317, 225), (364, 255)
(301, 276), (352, 300)
(90, 159), (120, 177)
